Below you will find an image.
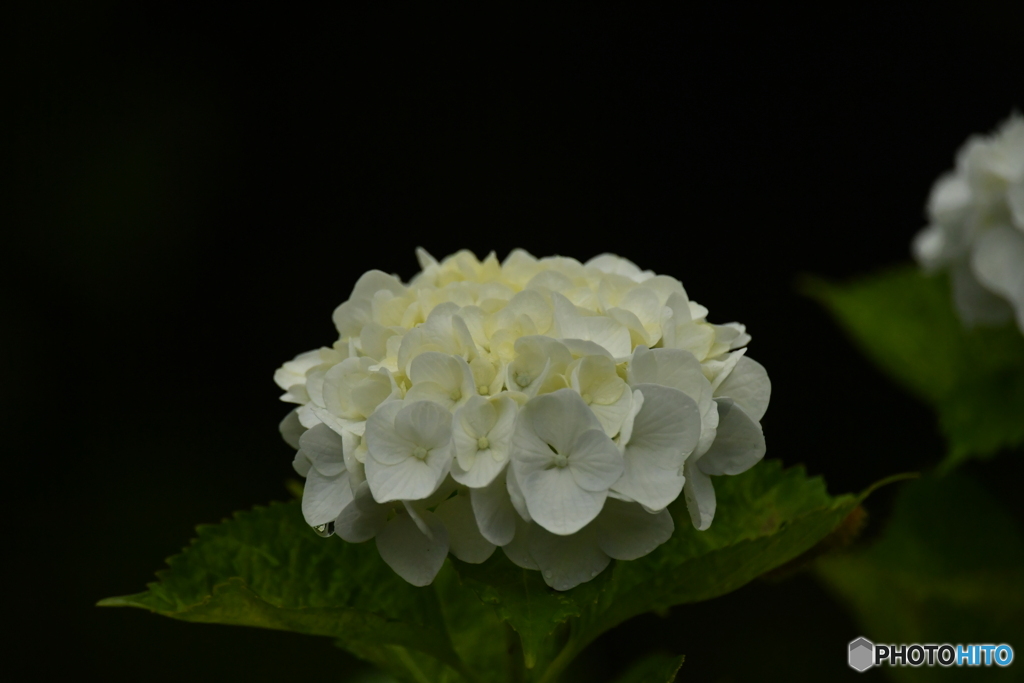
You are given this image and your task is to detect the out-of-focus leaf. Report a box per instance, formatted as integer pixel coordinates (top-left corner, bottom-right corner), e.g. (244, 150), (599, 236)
(804, 265), (1024, 468)
(816, 472), (1024, 682)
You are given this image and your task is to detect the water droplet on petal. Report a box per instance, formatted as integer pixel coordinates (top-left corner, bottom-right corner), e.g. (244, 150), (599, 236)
(590, 570), (598, 577)
(312, 521), (336, 538)
(544, 571), (552, 579)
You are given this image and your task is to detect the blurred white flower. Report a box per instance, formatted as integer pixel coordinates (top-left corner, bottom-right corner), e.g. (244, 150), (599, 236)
(913, 114), (1024, 332)
(275, 249), (770, 589)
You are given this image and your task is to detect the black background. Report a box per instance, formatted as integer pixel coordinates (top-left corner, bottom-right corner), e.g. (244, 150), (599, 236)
(8, 5), (1023, 681)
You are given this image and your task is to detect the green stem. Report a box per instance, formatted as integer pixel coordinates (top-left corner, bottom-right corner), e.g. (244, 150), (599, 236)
(536, 637), (583, 683)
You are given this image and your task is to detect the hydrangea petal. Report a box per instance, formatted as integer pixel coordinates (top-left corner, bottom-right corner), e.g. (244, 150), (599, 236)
(365, 446), (450, 503)
(912, 224), (947, 270)
(375, 509), (449, 586)
(707, 348), (746, 393)
(292, 448), (312, 477)
(520, 467), (607, 536)
(552, 293), (631, 357)
(626, 384), (701, 469)
(451, 395), (514, 486)
(578, 316), (632, 359)
(435, 494), (496, 563)
(450, 447), (506, 488)
(1008, 180), (1024, 230)
(562, 339), (614, 359)
(611, 383), (699, 510)
(671, 322), (715, 360)
(612, 456), (684, 513)
(951, 260), (1014, 327)
(335, 481), (389, 542)
(301, 468), (353, 526)
(713, 322), (752, 350)
(594, 498), (674, 560)
(971, 224), (1024, 332)
(453, 395), (498, 439)
(587, 385), (634, 437)
(279, 408), (305, 450)
(683, 457), (716, 530)
(408, 352), (475, 409)
(332, 270), (407, 339)
(713, 356), (771, 422)
(566, 429), (625, 492)
(323, 357), (394, 421)
(470, 470), (516, 545)
(297, 403), (321, 429)
(365, 401), (414, 465)
(501, 516), (539, 569)
(528, 523), (609, 591)
(341, 430), (366, 473)
(393, 400), (453, 451)
(519, 389), (603, 455)
(585, 253), (645, 279)
(630, 345), (718, 455)
(698, 399), (766, 476)
(298, 424), (347, 476)
(505, 465), (531, 523)
(273, 348), (323, 393)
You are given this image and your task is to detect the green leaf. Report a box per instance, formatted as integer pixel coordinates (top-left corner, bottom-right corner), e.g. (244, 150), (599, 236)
(453, 460), (880, 683)
(816, 472), (1024, 682)
(452, 551), (584, 673)
(98, 501), (480, 683)
(101, 463), (888, 682)
(611, 652), (684, 683)
(804, 265), (1024, 467)
(431, 562), (516, 683)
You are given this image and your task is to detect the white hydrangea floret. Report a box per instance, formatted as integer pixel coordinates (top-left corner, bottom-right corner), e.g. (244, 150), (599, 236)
(274, 249), (771, 590)
(912, 114), (1024, 333)
(510, 389), (624, 535)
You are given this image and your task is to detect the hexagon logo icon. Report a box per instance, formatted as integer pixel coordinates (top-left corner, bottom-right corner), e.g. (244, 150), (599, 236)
(848, 637), (874, 672)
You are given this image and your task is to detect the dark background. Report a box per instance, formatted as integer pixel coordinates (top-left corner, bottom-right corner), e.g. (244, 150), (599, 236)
(8, 5), (1023, 681)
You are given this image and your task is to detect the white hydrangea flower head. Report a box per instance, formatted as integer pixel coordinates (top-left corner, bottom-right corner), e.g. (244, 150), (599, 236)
(912, 114), (1024, 333)
(275, 249), (771, 589)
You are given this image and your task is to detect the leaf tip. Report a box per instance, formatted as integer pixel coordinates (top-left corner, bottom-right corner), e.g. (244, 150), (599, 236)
(96, 592), (150, 609)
